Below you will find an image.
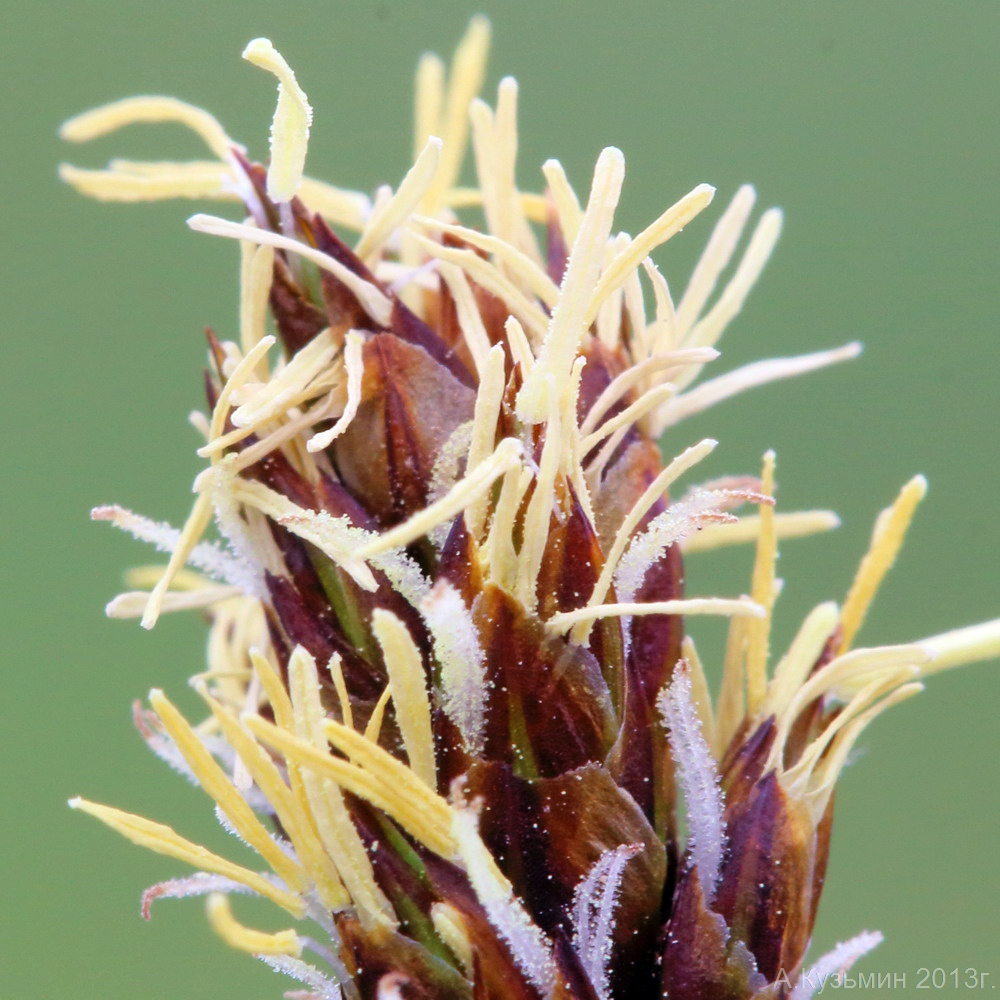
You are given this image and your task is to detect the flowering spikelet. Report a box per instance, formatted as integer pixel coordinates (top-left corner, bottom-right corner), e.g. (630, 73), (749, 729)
(63, 19), (999, 1000)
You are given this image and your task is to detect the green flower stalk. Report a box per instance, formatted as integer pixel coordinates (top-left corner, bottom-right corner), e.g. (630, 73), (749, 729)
(62, 19), (997, 1000)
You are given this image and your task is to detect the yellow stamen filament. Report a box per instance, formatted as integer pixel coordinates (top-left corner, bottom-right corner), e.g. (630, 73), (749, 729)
(504, 315), (535, 374)
(483, 466), (532, 593)
(577, 383), (676, 456)
(206, 893), (301, 956)
(58, 161), (235, 202)
(326, 654), (354, 731)
(60, 96), (236, 157)
(767, 644), (930, 772)
(307, 330), (366, 452)
(242, 38), (313, 202)
(745, 451), (778, 715)
(803, 682), (924, 822)
(683, 510), (841, 553)
(412, 234), (550, 342)
(297, 177), (371, 230)
(68, 798), (305, 916)
(414, 217), (558, 307)
(106, 586), (241, 619)
(516, 380), (562, 610)
(579, 349), (717, 437)
(414, 51), (445, 157)
(660, 343), (863, 435)
(762, 601), (840, 720)
(541, 159), (584, 246)
(372, 610), (437, 789)
(838, 475), (927, 653)
(714, 615), (749, 759)
(437, 263), (495, 379)
(681, 207), (784, 358)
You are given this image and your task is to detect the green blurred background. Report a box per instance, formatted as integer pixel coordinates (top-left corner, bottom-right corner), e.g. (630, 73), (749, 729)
(3, 1), (997, 997)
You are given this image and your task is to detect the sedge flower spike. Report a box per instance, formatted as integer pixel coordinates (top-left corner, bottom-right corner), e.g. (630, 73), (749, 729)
(62, 19), (998, 1000)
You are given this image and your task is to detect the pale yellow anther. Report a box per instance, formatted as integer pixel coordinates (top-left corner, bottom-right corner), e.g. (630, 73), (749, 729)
(683, 510), (841, 554)
(357, 438), (522, 559)
(149, 688), (309, 894)
(583, 183), (716, 330)
(422, 16), (491, 214)
(196, 684), (349, 911)
(517, 146), (625, 424)
(285, 647), (397, 929)
(239, 242), (275, 359)
(243, 38), (312, 202)
(431, 902), (474, 976)
(572, 438), (717, 646)
(372, 610), (437, 789)
(549, 597), (764, 635)
(58, 161), (235, 203)
(141, 490), (215, 630)
(918, 619), (1000, 674)
(364, 684), (394, 745)
(356, 137), (443, 260)
(745, 451), (778, 715)
(206, 894), (302, 956)
(68, 798), (305, 917)
(60, 96), (236, 157)
(839, 475), (927, 653)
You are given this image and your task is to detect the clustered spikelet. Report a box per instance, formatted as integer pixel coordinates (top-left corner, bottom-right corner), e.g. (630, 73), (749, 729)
(62, 19), (998, 1000)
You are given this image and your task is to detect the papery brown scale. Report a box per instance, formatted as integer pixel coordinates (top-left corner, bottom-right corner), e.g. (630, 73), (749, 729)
(264, 571), (384, 701)
(335, 913), (473, 1000)
(461, 761), (562, 932)
(720, 717), (777, 798)
(550, 933), (603, 1000)
(472, 585), (617, 778)
(436, 516), (485, 605)
(576, 339), (628, 428)
(535, 764), (667, 995)
(332, 333), (476, 526)
(590, 439), (664, 552)
(659, 869), (767, 1000)
(269, 255), (329, 354)
(713, 771), (817, 983)
(420, 853), (552, 1000)
(534, 485), (605, 620)
(606, 506), (685, 837)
